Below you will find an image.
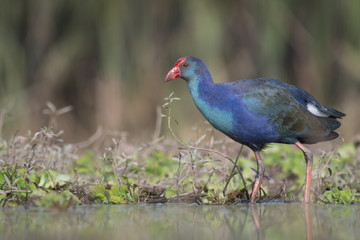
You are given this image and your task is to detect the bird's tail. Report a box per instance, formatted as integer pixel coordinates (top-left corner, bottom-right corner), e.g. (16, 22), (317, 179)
(317, 116), (342, 131)
(299, 117), (341, 144)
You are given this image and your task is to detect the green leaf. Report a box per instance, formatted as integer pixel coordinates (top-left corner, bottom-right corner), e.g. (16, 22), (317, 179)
(31, 188), (48, 198)
(55, 174), (72, 187)
(110, 196), (122, 204)
(165, 186), (178, 198)
(0, 192), (6, 201)
(319, 186), (357, 205)
(38, 171), (57, 189)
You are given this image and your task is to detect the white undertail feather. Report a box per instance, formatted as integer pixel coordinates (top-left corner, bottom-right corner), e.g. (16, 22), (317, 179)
(306, 103), (330, 117)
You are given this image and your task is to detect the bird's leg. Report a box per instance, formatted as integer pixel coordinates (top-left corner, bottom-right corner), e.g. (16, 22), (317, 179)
(295, 142), (313, 203)
(223, 145), (249, 199)
(250, 151), (264, 204)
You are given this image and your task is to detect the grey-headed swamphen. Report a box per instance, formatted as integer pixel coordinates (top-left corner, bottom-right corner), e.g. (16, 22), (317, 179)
(165, 56), (345, 203)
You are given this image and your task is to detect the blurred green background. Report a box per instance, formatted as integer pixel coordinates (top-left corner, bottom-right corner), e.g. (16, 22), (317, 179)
(0, 0), (359, 142)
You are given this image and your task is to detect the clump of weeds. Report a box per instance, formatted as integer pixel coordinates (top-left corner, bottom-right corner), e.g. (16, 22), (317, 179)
(0, 98), (359, 208)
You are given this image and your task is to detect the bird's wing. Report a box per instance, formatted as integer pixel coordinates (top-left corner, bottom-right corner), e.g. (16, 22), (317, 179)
(260, 78), (345, 119)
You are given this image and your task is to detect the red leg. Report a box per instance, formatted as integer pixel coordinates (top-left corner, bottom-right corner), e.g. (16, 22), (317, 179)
(295, 142), (313, 203)
(250, 151), (264, 204)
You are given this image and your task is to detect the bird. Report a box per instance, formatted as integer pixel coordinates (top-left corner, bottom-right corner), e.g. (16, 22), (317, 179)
(165, 56), (345, 204)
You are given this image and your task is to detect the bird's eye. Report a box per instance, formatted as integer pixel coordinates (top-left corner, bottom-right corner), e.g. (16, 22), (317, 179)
(183, 63), (189, 68)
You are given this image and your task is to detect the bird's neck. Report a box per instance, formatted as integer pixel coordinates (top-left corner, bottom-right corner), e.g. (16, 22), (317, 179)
(186, 74), (214, 99)
(185, 74), (218, 116)
(185, 74), (234, 137)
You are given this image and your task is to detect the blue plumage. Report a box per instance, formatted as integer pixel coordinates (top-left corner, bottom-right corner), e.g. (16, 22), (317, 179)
(188, 77), (281, 150)
(165, 56), (345, 203)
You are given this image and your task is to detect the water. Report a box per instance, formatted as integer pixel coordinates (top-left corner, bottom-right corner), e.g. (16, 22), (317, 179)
(0, 203), (359, 240)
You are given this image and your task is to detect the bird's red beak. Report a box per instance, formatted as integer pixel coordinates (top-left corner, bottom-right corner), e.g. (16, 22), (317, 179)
(164, 58), (186, 82)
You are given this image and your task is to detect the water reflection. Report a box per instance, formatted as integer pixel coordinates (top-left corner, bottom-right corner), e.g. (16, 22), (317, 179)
(304, 204), (312, 240)
(250, 203), (313, 240)
(0, 203), (359, 240)
(250, 204), (263, 240)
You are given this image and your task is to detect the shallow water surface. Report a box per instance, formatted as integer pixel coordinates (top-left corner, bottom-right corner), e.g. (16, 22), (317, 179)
(0, 203), (359, 240)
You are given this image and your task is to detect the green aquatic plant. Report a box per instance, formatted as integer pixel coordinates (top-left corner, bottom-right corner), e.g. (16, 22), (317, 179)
(319, 187), (358, 205)
(90, 184), (139, 204)
(0, 166), (36, 206)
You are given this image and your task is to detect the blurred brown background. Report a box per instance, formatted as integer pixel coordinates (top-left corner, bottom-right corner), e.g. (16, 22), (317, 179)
(0, 0), (359, 142)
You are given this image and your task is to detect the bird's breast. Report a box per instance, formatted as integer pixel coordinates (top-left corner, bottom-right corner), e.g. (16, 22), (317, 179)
(187, 81), (234, 135)
(194, 97), (234, 135)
